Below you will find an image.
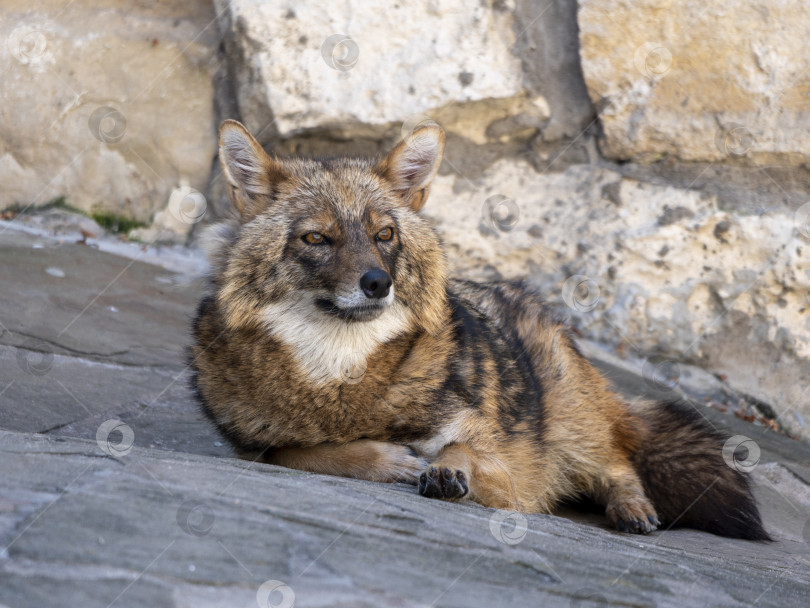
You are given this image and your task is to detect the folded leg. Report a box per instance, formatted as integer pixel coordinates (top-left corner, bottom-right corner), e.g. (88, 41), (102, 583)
(268, 439), (427, 483)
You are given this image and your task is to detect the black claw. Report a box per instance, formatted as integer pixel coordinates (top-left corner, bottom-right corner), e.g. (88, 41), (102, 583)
(647, 514), (660, 527)
(456, 472), (469, 497)
(419, 471), (441, 498)
(618, 516), (657, 535)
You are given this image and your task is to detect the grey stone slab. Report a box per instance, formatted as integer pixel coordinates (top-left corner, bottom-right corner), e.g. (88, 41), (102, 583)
(0, 229), (231, 458)
(2, 431), (809, 608)
(0, 229), (201, 368)
(0, 572), (175, 608)
(0, 344), (230, 457)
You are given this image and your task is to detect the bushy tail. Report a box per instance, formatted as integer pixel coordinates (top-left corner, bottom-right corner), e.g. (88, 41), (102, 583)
(632, 401), (770, 540)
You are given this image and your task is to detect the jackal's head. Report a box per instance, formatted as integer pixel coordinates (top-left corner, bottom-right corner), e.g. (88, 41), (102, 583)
(208, 119), (449, 348)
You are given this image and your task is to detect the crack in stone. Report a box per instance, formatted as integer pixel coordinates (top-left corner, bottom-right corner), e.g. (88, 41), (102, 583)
(2, 330), (130, 357)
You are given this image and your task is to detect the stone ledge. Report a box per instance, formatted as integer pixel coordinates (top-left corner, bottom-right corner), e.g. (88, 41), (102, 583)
(2, 430), (809, 608)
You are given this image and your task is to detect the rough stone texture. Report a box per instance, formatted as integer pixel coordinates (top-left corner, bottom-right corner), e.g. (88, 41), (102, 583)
(0, 225), (229, 457)
(202, 0), (598, 228)
(0, 229), (196, 368)
(513, 0), (594, 142)
(130, 182), (210, 244)
(424, 159), (810, 439)
(578, 0), (810, 164)
(0, 0), (220, 222)
(3, 212), (810, 608)
(213, 0), (592, 145)
(2, 430), (809, 608)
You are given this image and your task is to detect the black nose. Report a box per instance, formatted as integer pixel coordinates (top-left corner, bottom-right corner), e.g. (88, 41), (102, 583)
(359, 269), (392, 299)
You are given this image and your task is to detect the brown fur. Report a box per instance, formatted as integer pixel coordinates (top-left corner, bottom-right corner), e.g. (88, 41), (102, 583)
(190, 120), (769, 539)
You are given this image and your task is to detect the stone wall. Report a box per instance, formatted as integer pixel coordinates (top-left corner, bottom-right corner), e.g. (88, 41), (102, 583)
(579, 0), (810, 166)
(5, 0), (808, 438)
(0, 0), (219, 226)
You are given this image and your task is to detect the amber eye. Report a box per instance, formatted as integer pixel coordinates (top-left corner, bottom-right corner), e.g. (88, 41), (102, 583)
(303, 232), (325, 245)
(376, 227), (394, 241)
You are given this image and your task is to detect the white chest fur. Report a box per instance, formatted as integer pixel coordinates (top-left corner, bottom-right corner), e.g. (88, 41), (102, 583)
(262, 292), (413, 386)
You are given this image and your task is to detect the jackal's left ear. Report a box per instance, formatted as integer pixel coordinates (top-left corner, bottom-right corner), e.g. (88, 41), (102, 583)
(376, 125), (445, 212)
(219, 119), (290, 219)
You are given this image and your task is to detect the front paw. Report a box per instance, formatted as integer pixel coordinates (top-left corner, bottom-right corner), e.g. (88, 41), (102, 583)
(606, 496), (660, 535)
(418, 466), (469, 500)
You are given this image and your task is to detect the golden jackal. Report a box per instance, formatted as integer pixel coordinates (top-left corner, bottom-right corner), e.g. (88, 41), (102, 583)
(190, 119), (768, 539)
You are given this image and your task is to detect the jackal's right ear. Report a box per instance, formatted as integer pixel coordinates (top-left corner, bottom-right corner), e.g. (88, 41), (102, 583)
(219, 120), (289, 219)
(376, 125), (445, 212)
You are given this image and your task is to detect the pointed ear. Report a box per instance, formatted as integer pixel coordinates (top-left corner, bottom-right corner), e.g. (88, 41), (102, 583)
(219, 119), (289, 219)
(375, 125), (445, 212)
